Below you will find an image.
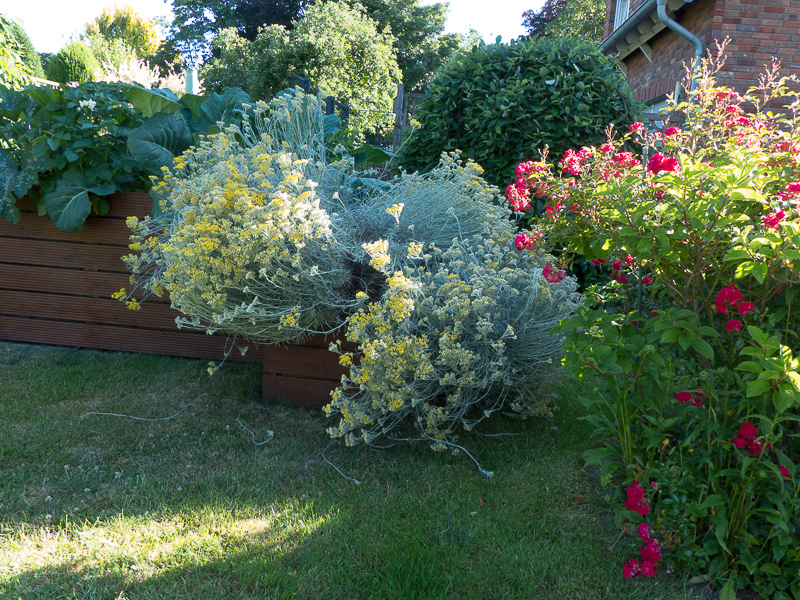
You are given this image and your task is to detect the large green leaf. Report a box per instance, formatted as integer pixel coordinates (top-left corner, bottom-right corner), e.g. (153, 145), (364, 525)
(200, 87), (250, 127)
(322, 113), (340, 137)
(43, 169), (93, 232)
(11, 148), (44, 198)
(0, 87), (38, 120)
(124, 86), (182, 118)
(0, 149), (20, 224)
(179, 93), (206, 123)
(128, 113), (193, 174)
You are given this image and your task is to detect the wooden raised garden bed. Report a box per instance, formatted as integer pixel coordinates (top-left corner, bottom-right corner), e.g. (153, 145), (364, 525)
(0, 192), (350, 407)
(263, 333), (357, 408)
(0, 192), (254, 362)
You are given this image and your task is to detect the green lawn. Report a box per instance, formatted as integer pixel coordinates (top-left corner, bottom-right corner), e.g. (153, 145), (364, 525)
(0, 342), (700, 599)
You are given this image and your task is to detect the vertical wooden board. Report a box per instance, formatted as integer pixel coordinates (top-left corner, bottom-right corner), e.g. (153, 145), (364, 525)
(263, 344), (348, 380)
(262, 374), (337, 408)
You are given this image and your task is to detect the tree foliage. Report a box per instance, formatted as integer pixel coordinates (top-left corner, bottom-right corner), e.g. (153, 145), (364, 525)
(522, 0), (604, 42)
(0, 14), (34, 89)
(338, 0), (460, 91)
(8, 20), (44, 78)
(203, 1), (401, 131)
(168, 0), (312, 63)
(84, 5), (159, 59)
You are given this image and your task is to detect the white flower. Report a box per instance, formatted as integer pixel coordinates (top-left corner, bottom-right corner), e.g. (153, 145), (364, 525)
(78, 99), (97, 111)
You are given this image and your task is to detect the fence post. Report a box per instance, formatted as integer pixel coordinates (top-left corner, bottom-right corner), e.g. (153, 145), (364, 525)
(393, 83), (404, 151)
(325, 96), (335, 117)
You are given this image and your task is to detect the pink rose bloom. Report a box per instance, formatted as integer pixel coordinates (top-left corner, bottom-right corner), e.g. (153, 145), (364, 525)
(762, 210), (786, 230)
(542, 263), (566, 283)
(663, 126), (681, 137)
(629, 122), (644, 133)
(640, 541), (662, 563)
(637, 523), (652, 542)
(599, 143), (614, 153)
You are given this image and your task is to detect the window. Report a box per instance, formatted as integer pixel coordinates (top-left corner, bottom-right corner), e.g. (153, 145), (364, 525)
(614, 0), (630, 29)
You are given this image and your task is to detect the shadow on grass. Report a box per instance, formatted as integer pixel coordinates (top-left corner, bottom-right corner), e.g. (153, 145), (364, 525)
(0, 343), (691, 600)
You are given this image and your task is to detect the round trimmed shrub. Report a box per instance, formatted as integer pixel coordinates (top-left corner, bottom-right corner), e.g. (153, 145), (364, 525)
(398, 36), (642, 188)
(46, 42), (100, 84)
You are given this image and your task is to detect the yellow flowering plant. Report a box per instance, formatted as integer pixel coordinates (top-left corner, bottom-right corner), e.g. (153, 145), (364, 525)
(119, 90), (580, 454)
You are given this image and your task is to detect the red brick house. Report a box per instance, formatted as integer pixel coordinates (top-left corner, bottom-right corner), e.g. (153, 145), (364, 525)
(600, 0), (800, 110)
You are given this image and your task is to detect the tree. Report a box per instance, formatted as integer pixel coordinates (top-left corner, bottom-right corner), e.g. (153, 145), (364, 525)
(84, 6), (160, 59)
(8, 20), (44, 78)
(0, 14), (33, 89)
(168, 0), (312, 64)
(202, 1), (401, 131)
(338, 0), (460, 91)
(234, 0), (309, 39)
(522, 0), (604, 42)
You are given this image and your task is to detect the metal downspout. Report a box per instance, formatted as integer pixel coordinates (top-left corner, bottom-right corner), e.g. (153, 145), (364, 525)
(656, 0), (704, 91)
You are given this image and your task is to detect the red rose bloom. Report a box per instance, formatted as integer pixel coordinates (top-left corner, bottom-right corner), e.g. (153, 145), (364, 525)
(640, 561), (658, 577)
(726, 319), (743, 332)
(739, 422), (758, 440)
(747, 440), (763, 455)
(623, 558), (640, 578)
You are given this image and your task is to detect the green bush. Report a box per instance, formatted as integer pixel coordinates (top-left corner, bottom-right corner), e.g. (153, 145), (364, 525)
(398, 35), (641, 188)
(46, 42), (100, 84)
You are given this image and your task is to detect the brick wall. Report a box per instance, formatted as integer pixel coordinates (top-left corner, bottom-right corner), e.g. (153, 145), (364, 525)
(711, 0), (800, 93)
(604, 0), (615, 41)
(624, 0), (716, 104)
(605, 0), (800, 105)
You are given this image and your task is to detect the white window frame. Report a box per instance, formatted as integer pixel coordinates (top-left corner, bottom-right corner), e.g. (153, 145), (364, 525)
(614, 0), (630, 30)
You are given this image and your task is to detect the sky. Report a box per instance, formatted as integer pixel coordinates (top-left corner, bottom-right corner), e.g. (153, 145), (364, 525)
(6, 0), (536, 55)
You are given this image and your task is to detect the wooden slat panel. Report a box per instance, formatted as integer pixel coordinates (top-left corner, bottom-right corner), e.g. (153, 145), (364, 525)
(263, 344), (347, 381)
(11, 193), (153, 220)
(288, 332), (357, 351)
(103, 192), (153, 218)
(0, 290), (181, 329)
(0, 264), (132, 297)
(0, 211), (135, 246)
(0, 238), (132, 272)
(0, 314), (257, 362)
(262, 373), (336, 408)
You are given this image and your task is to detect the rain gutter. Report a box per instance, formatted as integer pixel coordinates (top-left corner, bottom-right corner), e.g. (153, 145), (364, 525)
(656, 0), (704, 91)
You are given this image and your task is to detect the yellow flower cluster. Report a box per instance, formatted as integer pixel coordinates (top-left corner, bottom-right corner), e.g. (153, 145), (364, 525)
(117, 93), (359, 344)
